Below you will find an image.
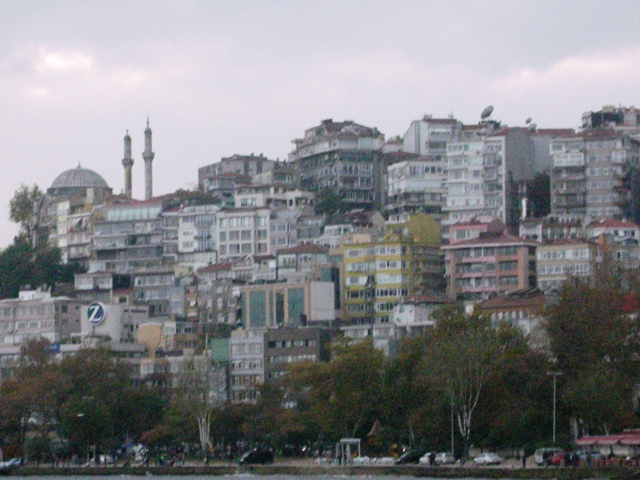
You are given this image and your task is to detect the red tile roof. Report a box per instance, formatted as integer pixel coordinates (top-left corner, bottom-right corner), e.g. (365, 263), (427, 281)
(197, 262), (233, 273)
(586, 219), (640, 229)
(277, 243), (330, 255)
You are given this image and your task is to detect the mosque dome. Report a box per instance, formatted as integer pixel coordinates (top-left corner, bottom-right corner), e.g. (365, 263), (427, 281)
(48, 164), (111, 196)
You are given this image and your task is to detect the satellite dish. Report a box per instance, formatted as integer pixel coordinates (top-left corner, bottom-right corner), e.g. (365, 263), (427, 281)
(527, 122), (537, 131)
(481, 105), (494, 119)
(525, 117), (532, 124)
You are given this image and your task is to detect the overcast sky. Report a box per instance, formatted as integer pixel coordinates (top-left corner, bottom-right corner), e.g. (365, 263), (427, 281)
(1, 1), (640, 247)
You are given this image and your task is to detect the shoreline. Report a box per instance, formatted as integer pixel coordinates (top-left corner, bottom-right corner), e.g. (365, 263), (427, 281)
(2, 463), (638, 479)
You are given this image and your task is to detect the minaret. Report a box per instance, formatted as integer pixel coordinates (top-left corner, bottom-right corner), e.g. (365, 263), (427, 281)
(122, 130), (134, 198)
(143, 117), (155, 200)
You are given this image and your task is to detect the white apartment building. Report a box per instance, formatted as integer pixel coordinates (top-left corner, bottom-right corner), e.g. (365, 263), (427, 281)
(229, 328), (265, 403)
(402, 115), (462, 159)
(386, 158), (445, 217)
(443, 127), (535, 228)
(216, 207), (272, 262)
(536, 239), (593, 293)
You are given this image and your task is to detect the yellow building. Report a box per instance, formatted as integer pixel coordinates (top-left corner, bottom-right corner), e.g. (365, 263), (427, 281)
(342, 215), (444, 324)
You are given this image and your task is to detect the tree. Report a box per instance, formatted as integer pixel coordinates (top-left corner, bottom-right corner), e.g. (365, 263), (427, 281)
(9, 184), (44, 239)
(0, 237), (82, 299)
(527, 172), (550, 217)
(314, 188), (345, 221)
(174, 356), (222, 453)
(284, 338), (384, 442)
(544, 265), (640, 435)
(419, 307), (503, 460)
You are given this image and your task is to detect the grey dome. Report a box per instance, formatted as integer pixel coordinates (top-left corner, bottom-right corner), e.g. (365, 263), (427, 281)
(48, 165), (111, 196)
(50, 165), (109, 190)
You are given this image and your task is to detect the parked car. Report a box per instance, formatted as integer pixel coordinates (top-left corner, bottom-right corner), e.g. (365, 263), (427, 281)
(418, 452), (434, 465)
(577, 450), (602, 462)
(238, 447), (274, 465)
(434, 452), (456, 465)
(395, 449), (424, 464)
(534, 447), (564, 466)
(473, 452), (502, 466)
(3, 458), (22, 468)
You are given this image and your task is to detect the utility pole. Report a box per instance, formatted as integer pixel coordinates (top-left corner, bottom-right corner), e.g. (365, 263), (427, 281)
(547, 371), (562, 444)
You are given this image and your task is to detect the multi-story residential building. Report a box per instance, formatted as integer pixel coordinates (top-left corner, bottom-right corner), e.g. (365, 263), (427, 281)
(535, 239), (593, 293)
(276, 244), (330, 282)
(0, 288), (86, 347)
(132, 268), (182, 318)
(342, 293), (449, 355)
(341, 231), (444, 324)
(252, 162), (299, 189)
(386, 156), (445, 217)
(90, 200), (165, 274)
(402, 115), (462, 159)
(196, 262), (240, 326)
(229, 328), (264, 403)
(444, 127), (535, 229)
(585, 218), (640, 242)
(550, 130), (640, 220)
(314, 224), (356, 249)
(263, 327), (333, 381)
(74, 272), (132, 304)
(474, 288), (547, 348)
(216, 207), (271, 262)
(269, 209), (300, 252)
(168, 204), (219, 270)
(442, 229), (538, 301)
(582, 105), (640, 133)
(198, 154), (276, 196)
(289, 119), (387, 210)
(529, 128), (575, 173)
(519, 217), (584, 242)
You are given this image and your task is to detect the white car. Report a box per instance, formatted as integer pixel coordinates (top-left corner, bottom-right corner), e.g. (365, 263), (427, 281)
(473, 452), (502, 465)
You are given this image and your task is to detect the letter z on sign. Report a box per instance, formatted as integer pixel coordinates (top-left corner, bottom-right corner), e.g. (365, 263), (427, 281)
(88, 302), (106, 326)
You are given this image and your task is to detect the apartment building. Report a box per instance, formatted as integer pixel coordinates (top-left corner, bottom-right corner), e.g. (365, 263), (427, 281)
(90, 200), (165, 274)
(289, 119), (387, 210)
(443, 127), (535, 229)
(402, 115), (462, 159)
(263, 327), (333, 381)
(0, 288), (85, 347)
(386, 157), (445, 217)
(550, 130), (640, 220)
(535, 239), (593, 293)
(442, 230), (538, 301)
(342, 234), (443, 325)
(215, 207), (272, 262)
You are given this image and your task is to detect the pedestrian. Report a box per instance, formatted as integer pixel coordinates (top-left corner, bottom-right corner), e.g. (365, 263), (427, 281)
(521, 451), (527, 469)
(429, 452), (436, 467)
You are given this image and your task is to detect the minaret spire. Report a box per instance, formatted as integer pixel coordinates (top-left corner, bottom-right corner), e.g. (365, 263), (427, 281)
(143, 117), (155, 200)
(122, 129), (134, 198)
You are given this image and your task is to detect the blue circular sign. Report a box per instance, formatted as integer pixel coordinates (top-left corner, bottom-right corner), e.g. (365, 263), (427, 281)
(87, 302), (106, 326)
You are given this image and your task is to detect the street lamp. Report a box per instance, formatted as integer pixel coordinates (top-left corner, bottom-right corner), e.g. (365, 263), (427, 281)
(547, 371), (562, 444)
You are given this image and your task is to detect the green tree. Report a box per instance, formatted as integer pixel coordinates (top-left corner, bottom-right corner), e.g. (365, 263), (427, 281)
(284, 338), (384, 441)
(315, 188), (345, 221)
(174, 356), (222, 453)
(419, 307), (503, 460)
(544, 265), (640, 436)
(9, 184), (44, 239)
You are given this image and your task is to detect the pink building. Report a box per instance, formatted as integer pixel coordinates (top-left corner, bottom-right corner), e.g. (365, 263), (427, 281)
(442, 230), (538, 301)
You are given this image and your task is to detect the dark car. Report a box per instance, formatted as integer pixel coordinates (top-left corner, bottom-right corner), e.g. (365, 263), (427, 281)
(238, 447), (275, 465)
(395, 449), (424, 464)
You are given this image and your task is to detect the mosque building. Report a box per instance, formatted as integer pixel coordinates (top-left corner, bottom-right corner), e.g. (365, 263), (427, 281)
(44, 120), (155, 267)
